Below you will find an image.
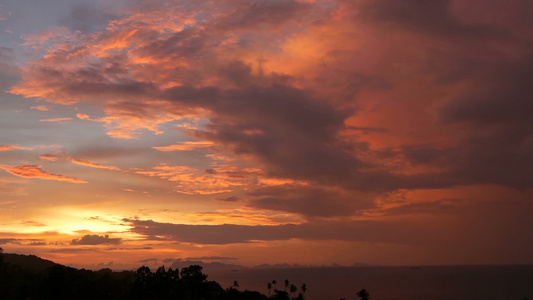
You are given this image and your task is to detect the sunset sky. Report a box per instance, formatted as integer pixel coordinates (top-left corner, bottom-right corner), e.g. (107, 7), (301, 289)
(1, 0), (532, 270)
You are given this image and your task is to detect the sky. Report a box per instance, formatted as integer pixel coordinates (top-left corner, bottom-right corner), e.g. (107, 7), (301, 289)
(0, 0), (532, 270)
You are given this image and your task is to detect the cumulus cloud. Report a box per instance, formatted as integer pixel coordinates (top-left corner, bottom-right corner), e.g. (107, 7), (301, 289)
(10, 3), (354, 197)
(71, 234), (122, 245)
(8, 0), (533, 220)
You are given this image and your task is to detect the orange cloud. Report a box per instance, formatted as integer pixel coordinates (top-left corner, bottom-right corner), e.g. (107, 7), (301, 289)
(136, 164), (262, 195)
(69, 158), (120, 171)
(0, 145), (33, 151)
(153, 141), (214, 151)
(39, 151), (66, 161)
(0, 164), (87, 184)
(76, 113), (91, 120)
(39, 144), (63, 149)
(40, 118), (73, 123)
(77, 101), (189, 139)
(30, 105), (49, 111)
(205, 154), (236, 162)
(39, 155), (58, 161)
(186, 208), (304, 226)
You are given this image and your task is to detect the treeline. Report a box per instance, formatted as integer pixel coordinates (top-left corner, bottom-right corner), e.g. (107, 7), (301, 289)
(0, 249), (303, 300)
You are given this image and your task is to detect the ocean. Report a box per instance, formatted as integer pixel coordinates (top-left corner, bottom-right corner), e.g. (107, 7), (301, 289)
(206, 265), (533, 300)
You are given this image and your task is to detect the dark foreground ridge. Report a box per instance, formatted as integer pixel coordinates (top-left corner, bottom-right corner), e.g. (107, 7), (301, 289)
(0, 249), (321, 300)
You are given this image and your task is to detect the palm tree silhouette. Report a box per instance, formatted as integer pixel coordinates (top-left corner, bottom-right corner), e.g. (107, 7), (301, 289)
(290, 283), (297, 298)
(284, 279), (290, 292)
(232, 280), (239, 290)
(301, 283), (307, 299)
(357, 289), (370, 300)
(272, 280), (277, 291)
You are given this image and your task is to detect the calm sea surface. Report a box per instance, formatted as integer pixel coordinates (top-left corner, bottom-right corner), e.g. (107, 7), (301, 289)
(206, 265), (533, 300)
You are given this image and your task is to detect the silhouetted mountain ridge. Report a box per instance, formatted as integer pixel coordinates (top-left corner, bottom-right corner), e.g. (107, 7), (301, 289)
(2, 252), (60, 273)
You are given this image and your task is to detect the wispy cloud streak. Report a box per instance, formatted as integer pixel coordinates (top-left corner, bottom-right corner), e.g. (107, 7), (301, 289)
(0, 164), (87, 183)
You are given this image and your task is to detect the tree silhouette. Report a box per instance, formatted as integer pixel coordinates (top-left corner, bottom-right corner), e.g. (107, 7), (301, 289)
(284, 279), (290, 292)
(180, 265), (207, 284)
(300, 283), (307, 299)
(0, 247), (5, 298)
(267, 282), (272, 297)
(272, 289), (290, 300)
(272, 279), (277, 291)
(0, 253), (279, 300)
(290, 283), (297, 298)
(357, 289), (370, 300)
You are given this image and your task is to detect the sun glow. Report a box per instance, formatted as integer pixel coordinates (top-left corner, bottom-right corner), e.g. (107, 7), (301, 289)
(41, 208), (129, 235)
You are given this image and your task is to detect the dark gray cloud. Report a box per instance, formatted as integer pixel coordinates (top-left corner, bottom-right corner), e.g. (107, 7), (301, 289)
(0, 47), (20, 90)
(0, 47), (15, 62)
(380, 199), (460, 216)
(71, 234), (122, 245)
(344, 0), (533, 192)
(162, 256), (237, 264)
(169, 259), (243, 270)
(186, 256), (237, 261)
(418, 48), (533, 190)
(0, 238), (17, 244)
(27, 241), (47, 246)
(49, 247), (99, 253)
(246, 185), (373, 218)
(358, 0), (504, 39)
(215, 196), (240, 202)
(59, 3), (114, 32)
(123, 218), (429, 245)
(218, 0), (310, 30)
(0, 238), (47, 246)
(70, 144), (149, 160)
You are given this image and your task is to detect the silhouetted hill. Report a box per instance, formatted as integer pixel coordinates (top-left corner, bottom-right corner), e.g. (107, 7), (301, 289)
(2, 253), (59, 273)
(0, 251), (279, 300)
